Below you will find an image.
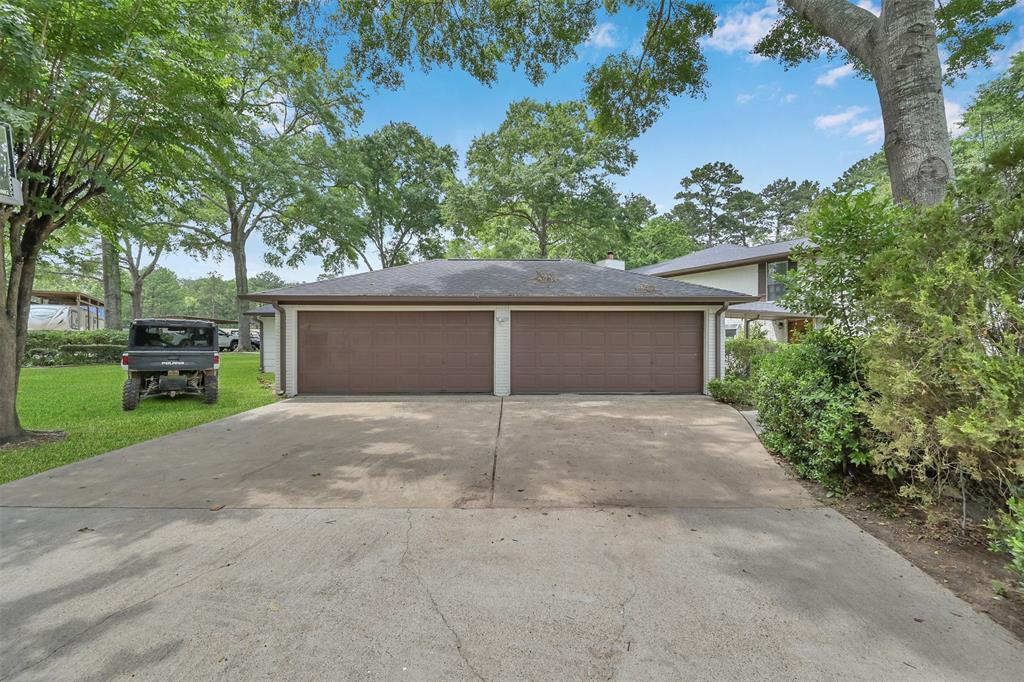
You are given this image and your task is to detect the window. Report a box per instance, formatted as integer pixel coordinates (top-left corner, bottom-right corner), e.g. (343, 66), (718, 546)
(131, 325), (214, 348)
(766, 260), (790, 301)
(725, 327), (738, 339)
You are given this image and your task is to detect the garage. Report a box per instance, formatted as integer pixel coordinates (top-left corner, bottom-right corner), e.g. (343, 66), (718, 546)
(297, 310), (493, 393)
(244, 258), (756, 397)
(511, 310), (703, 393)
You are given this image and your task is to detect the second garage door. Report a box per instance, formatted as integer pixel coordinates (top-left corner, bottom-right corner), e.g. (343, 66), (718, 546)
(511, 310), (703, 393)
(297, 311), (493, 393)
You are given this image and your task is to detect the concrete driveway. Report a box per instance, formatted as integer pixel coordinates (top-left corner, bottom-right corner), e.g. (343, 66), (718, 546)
(1, 396), (1021, 680)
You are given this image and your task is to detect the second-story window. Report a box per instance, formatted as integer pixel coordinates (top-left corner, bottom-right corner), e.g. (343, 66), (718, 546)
(766, 260), (789, 301)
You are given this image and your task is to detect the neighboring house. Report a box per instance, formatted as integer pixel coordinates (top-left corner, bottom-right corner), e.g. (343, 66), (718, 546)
(631, 239), (816, 343)
(245, 258), (755, 397)
(28, 291), (105, 331)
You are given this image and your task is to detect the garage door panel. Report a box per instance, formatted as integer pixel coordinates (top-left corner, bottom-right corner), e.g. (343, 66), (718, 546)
(511, 311), (703, 394)
(298, 311), (493, 394)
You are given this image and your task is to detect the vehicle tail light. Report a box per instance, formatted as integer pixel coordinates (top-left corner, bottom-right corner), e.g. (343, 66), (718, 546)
(213, 353), (220, 370)
(121, 353), (129, 369)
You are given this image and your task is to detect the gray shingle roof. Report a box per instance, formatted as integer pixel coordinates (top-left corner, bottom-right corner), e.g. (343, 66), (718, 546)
(243, 304), (275, 316)
(632, 238), (815, 276)
(726, 301), (816, 319)
(245, 259), (756, 303)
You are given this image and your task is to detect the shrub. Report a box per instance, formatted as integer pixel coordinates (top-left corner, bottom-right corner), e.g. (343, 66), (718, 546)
(987, 498), (1024, 593)
(754, 328), (871, 487)
(23, 330), (128, 366)
(858, 146), (1024, 506)
(707, 377), (754, 407)
(724, 336), (776, 379)
(58, 344), (124, 366)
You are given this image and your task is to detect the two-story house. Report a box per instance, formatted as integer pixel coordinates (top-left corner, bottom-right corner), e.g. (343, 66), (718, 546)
(631, 238), (816, 343)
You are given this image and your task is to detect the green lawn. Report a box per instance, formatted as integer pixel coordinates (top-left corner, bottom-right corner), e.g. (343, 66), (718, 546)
(0, 354), (276, 484)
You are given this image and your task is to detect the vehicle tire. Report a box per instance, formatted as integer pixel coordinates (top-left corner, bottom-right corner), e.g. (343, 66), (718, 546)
(203, 375), (219, 405)
(122, 377), (141, 411)
(229, 340), (238, 352)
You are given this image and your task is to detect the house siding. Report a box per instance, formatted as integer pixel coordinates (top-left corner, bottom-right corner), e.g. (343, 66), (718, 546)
(279, 304), (721, 397)
(671, 264), (759, 297)
(262, 314), (278, 380)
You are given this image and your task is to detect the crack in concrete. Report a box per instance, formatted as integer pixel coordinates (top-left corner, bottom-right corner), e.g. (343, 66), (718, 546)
(1, 511), (310, 681)
(488, 397), (504, 508)
(399, 511), (487, 682)
(604, 574), (639, 681)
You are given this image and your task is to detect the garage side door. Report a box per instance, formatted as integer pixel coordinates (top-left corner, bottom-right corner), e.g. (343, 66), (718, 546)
(511, 310), (703, 393)
(297, 311), (493, 394)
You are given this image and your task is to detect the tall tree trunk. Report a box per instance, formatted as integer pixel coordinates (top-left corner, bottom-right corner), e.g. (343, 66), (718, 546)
(101, 236), (123, 328)
(0, 313), (22, 441)
(1, 217), (47, 443)
(232, 240), (251, 351)
(130, 279), (144, 319)
(783, 0), (952, 205)
(872, 1), (952, 205)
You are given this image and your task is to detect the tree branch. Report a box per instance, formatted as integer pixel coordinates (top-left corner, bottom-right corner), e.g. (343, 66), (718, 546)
(782, 0), (879, 66)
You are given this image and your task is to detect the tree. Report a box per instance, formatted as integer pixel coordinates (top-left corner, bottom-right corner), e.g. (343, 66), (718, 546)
(141, 268), (187, 318)
(621, 214), (697, 269)
(760, 178), (820, 242)
(332, 1), (1015, 204)
(443, 99), (636, 258)
(0, 0), (243, 442)
(352, 123), (457, 269)
(671, 162), (743, 247)
(720, 189), (768, 246)
(180, 30), (358, 351)
(832, 152), (890, 196)
(953, 51), (1024, 170)
(755, 0), (1015, 204)
(77, 179), (184, 322)
(273, 123), (457, 273)
(249, 271), (287, 293)
(100, 237), (123, 329)
(118, 231), (170, 320)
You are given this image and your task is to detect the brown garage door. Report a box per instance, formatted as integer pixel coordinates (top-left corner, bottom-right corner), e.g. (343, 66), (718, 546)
(297, 311), (493, 394)
(511, 310), (703, 393)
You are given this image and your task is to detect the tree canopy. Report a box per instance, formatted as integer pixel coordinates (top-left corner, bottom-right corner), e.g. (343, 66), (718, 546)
(444, 99), (638, 259)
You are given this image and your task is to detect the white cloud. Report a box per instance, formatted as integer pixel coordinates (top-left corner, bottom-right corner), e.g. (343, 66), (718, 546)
(815, 106), (867, 129)
(705, 1), (778, 54)
(856, 0), (880, 15)
(814, 105), (884, 144)
(848, 117), (884, 143)
(736, 93), (756, 104)
(782, 93), (797, 103)
(585, 22), (618, 49)
(945, 100), (966, 138)
(816, 63), (856, 87)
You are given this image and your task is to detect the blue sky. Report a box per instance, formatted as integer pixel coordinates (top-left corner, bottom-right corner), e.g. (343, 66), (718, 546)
(163, 0), (1024, 282)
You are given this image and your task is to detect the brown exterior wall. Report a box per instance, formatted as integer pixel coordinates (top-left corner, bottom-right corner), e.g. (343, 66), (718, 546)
(297, 311), (493, 394)
(510, 310), (703, 394)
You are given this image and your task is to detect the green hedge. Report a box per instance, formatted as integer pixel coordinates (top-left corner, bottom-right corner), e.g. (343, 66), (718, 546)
(24, 330), (128, 367)
(724, 336), (777, 379)
(753, 329), (871, 488)
(707, 377), (755, 407)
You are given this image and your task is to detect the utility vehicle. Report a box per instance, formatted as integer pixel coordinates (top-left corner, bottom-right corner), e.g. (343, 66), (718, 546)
(121, 319), (220, 410)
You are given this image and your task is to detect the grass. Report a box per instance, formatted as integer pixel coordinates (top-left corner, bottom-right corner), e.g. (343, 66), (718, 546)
(0, 354), (276, 484)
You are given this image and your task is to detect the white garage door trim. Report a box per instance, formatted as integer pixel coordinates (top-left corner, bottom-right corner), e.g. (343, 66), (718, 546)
(280, 304), (722, 397)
